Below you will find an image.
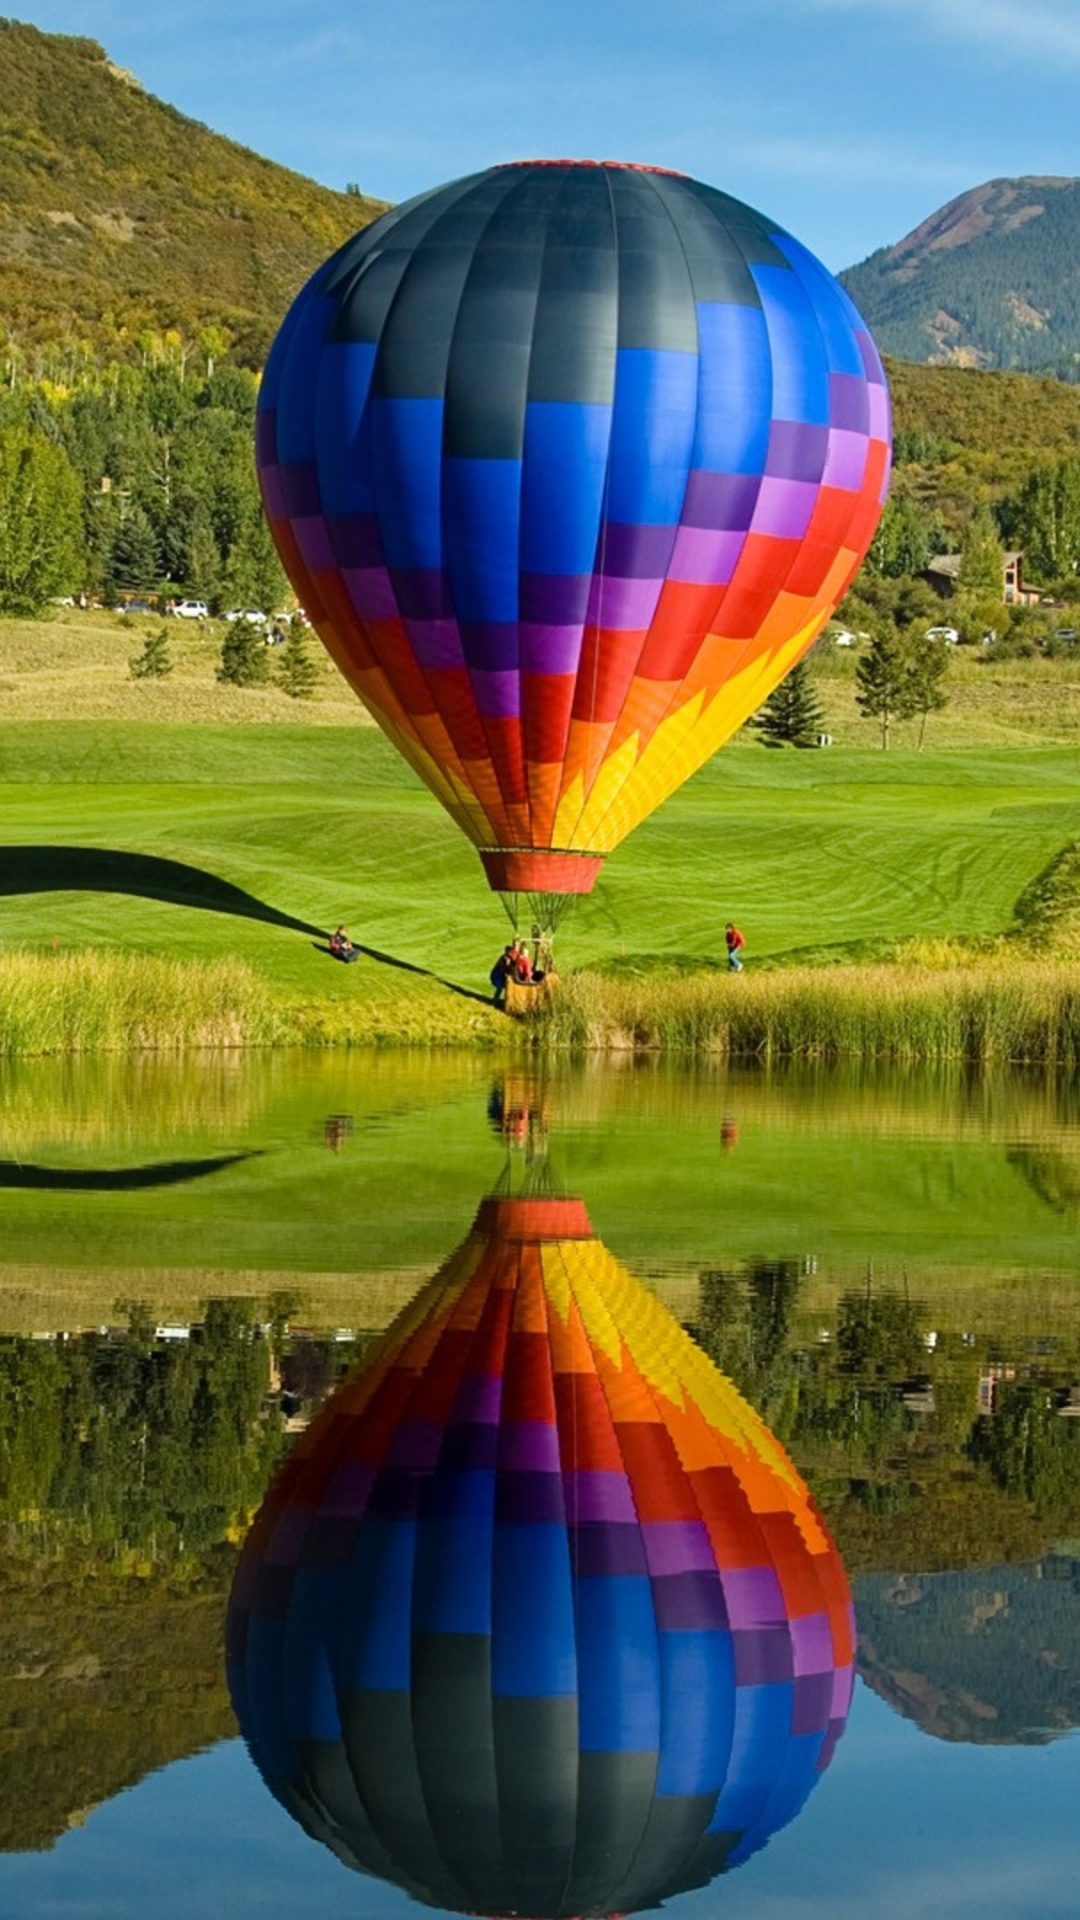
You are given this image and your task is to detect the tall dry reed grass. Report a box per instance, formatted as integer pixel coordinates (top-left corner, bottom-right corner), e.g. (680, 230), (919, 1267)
(0, 951), (288, 1055)
(537, 962), (1080, 1066)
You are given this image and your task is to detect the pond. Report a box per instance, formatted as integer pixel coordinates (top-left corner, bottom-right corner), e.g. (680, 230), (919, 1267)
(1, 1051), (1080, 1918)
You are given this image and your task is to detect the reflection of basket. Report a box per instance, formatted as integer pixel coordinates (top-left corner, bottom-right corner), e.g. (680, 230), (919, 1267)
(504, 971), (559, 1018)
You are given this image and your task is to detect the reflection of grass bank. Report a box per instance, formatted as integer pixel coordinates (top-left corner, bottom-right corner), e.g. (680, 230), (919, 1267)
(537, 959), (1080, 1065)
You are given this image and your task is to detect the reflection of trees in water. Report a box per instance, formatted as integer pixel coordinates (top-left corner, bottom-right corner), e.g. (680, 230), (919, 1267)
(0, 1300), (283, 1561)
(691, 1259), (1080, 1573)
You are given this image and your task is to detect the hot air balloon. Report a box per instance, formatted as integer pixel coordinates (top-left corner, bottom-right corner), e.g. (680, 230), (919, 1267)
(227, 1194), (854, 1915)
(257, 160), (890, 926)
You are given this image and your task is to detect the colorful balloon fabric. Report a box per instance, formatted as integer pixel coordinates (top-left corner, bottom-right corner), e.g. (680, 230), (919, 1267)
(228, 1195), (854, 1917)
(256, 161), (890, 909)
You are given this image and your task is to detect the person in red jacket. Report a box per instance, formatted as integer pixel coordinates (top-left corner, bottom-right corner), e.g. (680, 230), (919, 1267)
(725, 922), (745, 972)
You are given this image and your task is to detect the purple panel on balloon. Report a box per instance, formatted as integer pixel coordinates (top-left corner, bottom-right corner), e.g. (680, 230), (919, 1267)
(345, 566), (400, 621)
(585, 572), (664, 631)
(564, 1469), (638, 1523)
(460, 621), (519, 673)
(765, 419), (829, 482)
(722, 1564), (787, 1629)
(519, 572), (592, 625)
(386, 1417), (444, 1471)
(791, 1668), (835, 1736)
(829, 371), (870, 433)
(405, 617), (466, 670)
(260, 464), (287, 521)
(751, 477), (818, 540)
(868, 384), (891, 439)
(322, 1459), (377, 1520)
(328, 513), (384, 569)
(822, 430), (869, 492)
(471, 669), (521, 718)
(438, 1419), (499, 1470)
(294, 516), (337, 572)
(788, 1608), (835, 1676)
(389, 568), (454, 620)
(651, 1568), (728, 1630)
(519, 622), (585, 677)
(266, 1505), (313, 1568)
(641, 1519), (717, 1576)
(280, 459), (322, 517)
(498, 1419), (562, 1473)
(569, 1520), (649, 1578)
(668, 525), (745, 585)
(598, 521), (678, 577)
(450, 1370), (502, 1425)
(682, 470), (761, 531)
(732, 1623), (795, 1687)
(495, 1470), (568, 1524)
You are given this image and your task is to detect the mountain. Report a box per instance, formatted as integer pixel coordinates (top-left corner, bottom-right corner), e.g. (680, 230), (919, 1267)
(0, 19), (386, 366)
(841, 177), (1080, 381)
(855, 1555), (1080, 1745)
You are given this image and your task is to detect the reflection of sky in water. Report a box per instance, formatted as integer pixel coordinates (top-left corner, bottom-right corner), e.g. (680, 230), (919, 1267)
(4, 1691), (1080, 1919)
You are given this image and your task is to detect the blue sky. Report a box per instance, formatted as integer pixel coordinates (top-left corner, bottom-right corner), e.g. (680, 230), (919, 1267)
(15, 0), (1080, 268)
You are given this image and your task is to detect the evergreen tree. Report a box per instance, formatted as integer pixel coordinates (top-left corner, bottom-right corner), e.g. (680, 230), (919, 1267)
(275, 624), (319, 699)
(906, 630), (951, 747)
(959, 501), (1005, 592)
(108, 500), (159, 594)
(129, 625), (173, 679)
(855, 624), (920, 749)
(0, 423), (83, 613)
(754, 660), (825, 747)
(217, 623), (270, 687)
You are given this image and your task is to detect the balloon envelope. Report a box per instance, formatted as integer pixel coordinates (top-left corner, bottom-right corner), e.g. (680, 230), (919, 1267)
(228, 1195), (854, 1916)
(257, 161), (890, 907)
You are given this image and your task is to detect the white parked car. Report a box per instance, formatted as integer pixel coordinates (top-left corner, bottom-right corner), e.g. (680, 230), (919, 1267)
(224, 608), (268, 625)
(171, 598), (210, 619)
(830, 628), (857, 648)
(925, 624), (960, 644)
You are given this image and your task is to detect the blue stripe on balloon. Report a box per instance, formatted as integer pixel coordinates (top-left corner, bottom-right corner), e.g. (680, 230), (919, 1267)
(706, 1679), (794, 1832)
(371, 397), (445, 571)
(751, 265), (831, 426)
(284, 1565), (347, 1742)
(276, 295), (336, 464)
(772, 233), (869, 379)
(413, 1471), (495, 1634)
(244, 1612), (293, 1785)
(342, 1518), (417, 1691)
(315, 342), (377, 516)
(491, 1523), (577, 1698)
(521, 401), (612, 574)
(604, 349), (699, 526)
(692, 303), (772, 475)
(444, 456), (522, 623)
(576, 1576), (661, 1753)
(654, 1630), (735, 1798)
(726, 1730), (824, 1866)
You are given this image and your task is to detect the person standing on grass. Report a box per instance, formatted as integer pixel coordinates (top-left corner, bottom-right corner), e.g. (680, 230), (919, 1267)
(725, 923), (746, 972)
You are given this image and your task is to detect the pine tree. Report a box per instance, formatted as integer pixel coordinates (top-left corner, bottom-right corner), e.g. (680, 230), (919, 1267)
(905, 630), (951, 748)
(129, 625), (173, 679)
(275, 624), (319, 699)
(754, 661), (825, 747)
(855, 625), (920, 749)
(217, 624), (270, 687)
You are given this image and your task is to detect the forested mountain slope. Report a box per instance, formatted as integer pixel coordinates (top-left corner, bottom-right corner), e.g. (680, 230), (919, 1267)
(0, 19), (384, 366)
(842, 178), (1080, 381)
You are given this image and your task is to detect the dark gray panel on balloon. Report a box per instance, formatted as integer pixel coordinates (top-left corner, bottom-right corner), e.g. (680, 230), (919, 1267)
(443, 174), (559, 459)
(341, 1687), (452, 1897)
(680, 174), (792, 269)
(562, 1748), (657, 1912)
(411, 1631), (502, 1887)
(609, 171), (697, 351)
(372, 175), (522, 399)
(644, 170), (766, 306)
(526, 170), (619, 404)
(606, 1791), (718, 1912)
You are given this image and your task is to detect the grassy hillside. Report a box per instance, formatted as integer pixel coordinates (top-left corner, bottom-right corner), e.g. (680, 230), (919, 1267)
(0, 20), (384, 366)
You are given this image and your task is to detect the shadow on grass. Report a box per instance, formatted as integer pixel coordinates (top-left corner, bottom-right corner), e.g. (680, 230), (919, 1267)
(0, 846), (325, 937)
(0, 1152), (259, 1192)
(313, 939), (494, 1008)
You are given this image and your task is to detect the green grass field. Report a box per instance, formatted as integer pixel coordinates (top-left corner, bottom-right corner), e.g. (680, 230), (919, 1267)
(2, 611), (1080, 1043)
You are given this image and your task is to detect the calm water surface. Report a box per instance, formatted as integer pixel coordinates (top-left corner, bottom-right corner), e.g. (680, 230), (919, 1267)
(2, 1053), (1080, 1919)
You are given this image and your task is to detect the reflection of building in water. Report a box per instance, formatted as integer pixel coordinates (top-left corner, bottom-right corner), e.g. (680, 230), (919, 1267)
(228, 1194), (854, 1918)
(978, 1364), (1018, 1415)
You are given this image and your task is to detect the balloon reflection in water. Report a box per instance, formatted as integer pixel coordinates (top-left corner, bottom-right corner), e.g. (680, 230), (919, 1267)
(228, 1196), (853, 1916)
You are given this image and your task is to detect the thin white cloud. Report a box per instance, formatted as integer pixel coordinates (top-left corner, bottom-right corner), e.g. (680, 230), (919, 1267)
(778, 0), (1080, 65)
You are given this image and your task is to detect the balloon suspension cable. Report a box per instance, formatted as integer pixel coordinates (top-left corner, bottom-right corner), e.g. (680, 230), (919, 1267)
(498, 890), (577, 935)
